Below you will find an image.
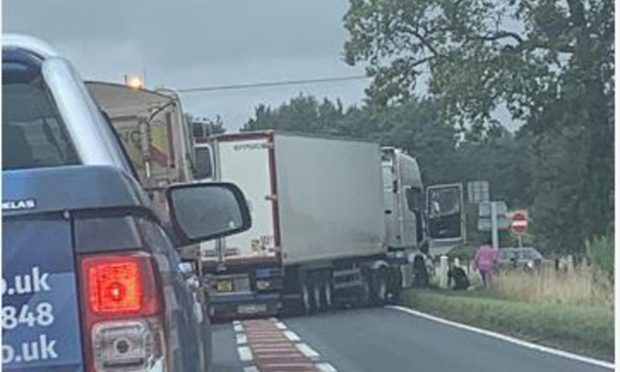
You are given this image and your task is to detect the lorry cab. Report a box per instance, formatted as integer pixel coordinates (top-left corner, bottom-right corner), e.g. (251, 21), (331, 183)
(381, 147), (425, 251)
(85, 81), (195, 224)
(3, 34), (250, 372)
(381, 147), (465, 285)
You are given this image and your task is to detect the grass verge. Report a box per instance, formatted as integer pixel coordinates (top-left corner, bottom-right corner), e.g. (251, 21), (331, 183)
(400, 289), (614, 361)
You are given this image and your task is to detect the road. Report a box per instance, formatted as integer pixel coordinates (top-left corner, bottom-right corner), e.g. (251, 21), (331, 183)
(211, 307), (613, 372)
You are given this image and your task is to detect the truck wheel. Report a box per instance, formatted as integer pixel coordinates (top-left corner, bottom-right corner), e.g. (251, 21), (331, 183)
(412, 257), (429, 287)
(301, 274), (316, 315)
(320, 270), (333, 311)
(387, 269), (402, 304)
(312, 272), (323, 312)
(371, 269), (388, 305)
(355, 271), (371, 307)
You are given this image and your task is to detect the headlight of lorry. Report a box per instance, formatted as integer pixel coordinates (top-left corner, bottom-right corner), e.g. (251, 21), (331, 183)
(256, 280), (270, 290)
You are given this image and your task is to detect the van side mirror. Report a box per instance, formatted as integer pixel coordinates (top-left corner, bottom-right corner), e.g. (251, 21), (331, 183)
(166, 182), (251, 245)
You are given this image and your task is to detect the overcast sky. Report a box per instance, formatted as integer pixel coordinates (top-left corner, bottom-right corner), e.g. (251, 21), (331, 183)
(4, 0), (369, 130)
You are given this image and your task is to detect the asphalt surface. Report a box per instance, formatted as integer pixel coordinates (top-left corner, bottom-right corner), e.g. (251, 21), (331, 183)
(211, 307), (613, 372)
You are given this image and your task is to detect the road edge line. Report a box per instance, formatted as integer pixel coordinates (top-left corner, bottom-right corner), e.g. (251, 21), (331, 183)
(386, 305), (614, 370)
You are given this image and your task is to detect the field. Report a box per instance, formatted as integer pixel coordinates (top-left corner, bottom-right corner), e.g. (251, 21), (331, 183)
(492, 265), (612, 306)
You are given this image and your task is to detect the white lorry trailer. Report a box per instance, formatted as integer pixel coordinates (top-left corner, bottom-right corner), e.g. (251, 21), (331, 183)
(200, 131), (463, 317)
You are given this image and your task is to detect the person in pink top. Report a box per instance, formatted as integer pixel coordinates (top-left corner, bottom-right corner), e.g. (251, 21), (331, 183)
(474, 236), (498, 289)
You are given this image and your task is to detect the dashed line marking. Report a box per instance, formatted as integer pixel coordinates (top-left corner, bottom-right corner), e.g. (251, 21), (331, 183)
(234, 324), (244, 333)
(316, 362), (339, 372)
(237, 346), (254, 362)
(274, 321), (287, 330)
(236, 333), (248, 345)
(283, 330), (301, 342)
(296, 343), (320, 359)
(243, 366), (259, 372)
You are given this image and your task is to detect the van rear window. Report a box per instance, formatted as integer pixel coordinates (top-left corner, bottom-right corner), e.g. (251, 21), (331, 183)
(3, 52), (79, 170)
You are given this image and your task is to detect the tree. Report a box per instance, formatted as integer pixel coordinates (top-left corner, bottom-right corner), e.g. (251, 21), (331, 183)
(344, 0), (613, 253)
(243, 95), (345, 133)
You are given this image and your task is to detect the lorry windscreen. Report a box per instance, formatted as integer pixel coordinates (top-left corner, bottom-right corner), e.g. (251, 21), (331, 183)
(3, 51), (79, 170)
(194, 146), (213, 180)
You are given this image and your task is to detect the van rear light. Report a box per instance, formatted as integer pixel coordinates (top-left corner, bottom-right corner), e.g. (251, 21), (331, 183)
(79, 252), (166, 372)
(88, 259), (142, 313)
(82, 254), (159, 316)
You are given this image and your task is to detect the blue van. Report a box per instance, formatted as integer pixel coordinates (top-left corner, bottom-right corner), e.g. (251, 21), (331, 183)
(2, 34), (251, 372)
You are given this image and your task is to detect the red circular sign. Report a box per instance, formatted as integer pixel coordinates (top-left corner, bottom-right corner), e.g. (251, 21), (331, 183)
(511, 212), (528, 234)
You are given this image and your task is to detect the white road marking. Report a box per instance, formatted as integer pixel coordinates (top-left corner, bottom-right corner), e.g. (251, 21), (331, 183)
(386, 305), (615, 370)
(233, 324), (244, 333)
(296, 343), (320, 359)
(316, 362), (338, 372)
(236, 333), (248, 345)
(237, 346), (254, 362)
(283, 330), (301, 342)
(275, 321), (287, 330)
(233, 320), (241, 326)
(243, 367), (259, 372)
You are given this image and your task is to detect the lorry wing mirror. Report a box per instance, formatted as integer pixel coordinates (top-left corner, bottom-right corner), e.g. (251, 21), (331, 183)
(166, 182), (252, 244)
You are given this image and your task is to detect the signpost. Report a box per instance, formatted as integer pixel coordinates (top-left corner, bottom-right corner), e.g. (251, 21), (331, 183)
(478, 201), (509, 249)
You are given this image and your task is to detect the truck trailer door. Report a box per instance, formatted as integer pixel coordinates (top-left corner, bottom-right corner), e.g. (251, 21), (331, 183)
(215, 135), (278, 261)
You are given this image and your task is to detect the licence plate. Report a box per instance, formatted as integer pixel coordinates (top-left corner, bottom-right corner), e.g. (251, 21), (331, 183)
(217, 280), (233, 292)
(237, 304), (267, 314)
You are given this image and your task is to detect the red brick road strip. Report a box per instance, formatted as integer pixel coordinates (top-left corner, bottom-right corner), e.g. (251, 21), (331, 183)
(243, 319), (319, 371)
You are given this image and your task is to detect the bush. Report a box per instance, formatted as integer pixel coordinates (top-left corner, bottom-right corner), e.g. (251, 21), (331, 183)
(586, 233), (614, 284)
(447, 244), (477, 261)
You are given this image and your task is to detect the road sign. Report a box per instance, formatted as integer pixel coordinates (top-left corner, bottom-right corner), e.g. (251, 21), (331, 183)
(477, 217), (511, 231)
(467, 181), (490, 204)
(478, 201), (507, 218)
(510, 210), (528, 234)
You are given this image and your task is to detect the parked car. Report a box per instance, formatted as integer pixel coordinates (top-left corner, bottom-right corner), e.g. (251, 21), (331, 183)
(2, 34), (250, 372)
(497, 247), (551, 271)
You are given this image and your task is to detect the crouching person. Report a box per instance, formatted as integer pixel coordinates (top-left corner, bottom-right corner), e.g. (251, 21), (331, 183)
(447, 261), (470, 290)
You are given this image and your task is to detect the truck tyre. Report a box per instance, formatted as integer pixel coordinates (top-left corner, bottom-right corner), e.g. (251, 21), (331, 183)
(412, 257), (429, 287)
(355, 270), (371, 307)
(312, 271), (323, 312)
(301, 274), (317, 315)
(387, 269), (402, 304)
(370, 268), (388, 305)
(320, 270), (333, 311)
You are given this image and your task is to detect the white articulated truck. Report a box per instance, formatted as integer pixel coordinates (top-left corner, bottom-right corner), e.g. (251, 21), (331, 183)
(200, 131), (464, 317)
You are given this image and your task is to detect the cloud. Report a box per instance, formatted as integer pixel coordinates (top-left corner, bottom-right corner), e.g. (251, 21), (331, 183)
(4, 0), (365, 128)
